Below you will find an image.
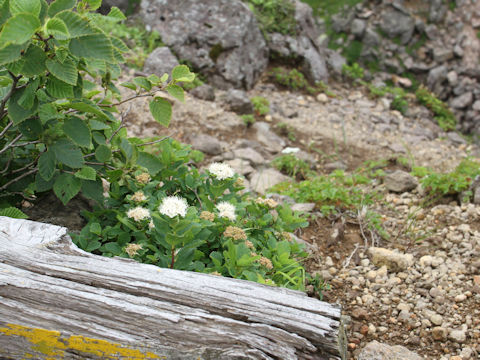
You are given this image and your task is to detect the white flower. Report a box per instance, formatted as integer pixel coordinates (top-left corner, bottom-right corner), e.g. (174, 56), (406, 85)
(148, 220), (155, 229)
(216, 201), (236, 221)
(127, 207), (150, 222)
(281, 147), (300, 154)
(208, 162), (235, 180)
(131, 191), (147, 202)
(159, 196), (188, 218)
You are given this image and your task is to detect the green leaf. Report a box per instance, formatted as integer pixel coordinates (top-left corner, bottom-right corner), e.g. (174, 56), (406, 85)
(133, 77), (151, 91)
(10, 0), (41, 16)
(7, 88), (37, 125)
(81, 178), (103, 203)
(0, 207), (28, 219)
(18, 117), (42, 138)
(160, 73), (168, 83)
(84, 0), (101, 11)
(0, 0), (11, 28)
(35, 171), (56, 191)
(75, 166), (96, 180)
(110, 36), (128, 52)
(171, 65), (195, 82)
(120, 137), (133, 160)
(90, 222), (101, 235)
(46, 58), (78, 85)
(38, 149), (56, 181)
(149, 97), (171, 127)
(95, 144), (111, 162)
(18, 78), (39, 109)
(67, 101), (109, 120)
(89, 119), (109, 130)
(147, 74), (161, 85)
(137, 151), (163, 176)
(53, 173), (81, 205)
(45, 17), (69, 39)
(0, 43), (26, 65)
(106, 6), (126, 22)
(52, 138), (84, 168)
(120, 81), (136, 91)
(47, 0), (75, 17)
(38, 103), (58, 123)
(0, 13), (40, 46)
(102, 242), (122, 255)
(63, 116), (91, 147)
(69, 33), (114, 62)
(46, 76), (73, 98)
(85, 240), (101, 252)
(92, 131), (106, 145)
(166, 84), (184, 102)
(54, 10), (96, 38)
(55, 46), (69, 63)
(21, 44), (47, 77)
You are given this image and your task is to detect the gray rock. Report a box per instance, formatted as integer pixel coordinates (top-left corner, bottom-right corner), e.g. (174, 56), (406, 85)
(447, 71), (458, 86)
(351, 19), (366, 38)
(325, 49), (346, 75)
(233, 148), (265, 166)
(252, 122), (286, 153)
(224, 89), (253, 115)
(450, 92), (473, 109)
(189, 133), (222, 155)
(380, 7), (415, 44)
(472, 100), (480, 111)
(249, 168), (290, 195)
(324, 161), (347, 171)
(291, 203), (316, 212)
(140, 0), (268, 90)
(363, 28), (381, 48)
(429, 0), (447, 23)
(368, 247), (414, 272)
(143, 47), (179, 77)
(447, 132), (467, 145)
(427, 65), (448, 93)
(432, 326), (448, 341)
(384, 170), (418, 193)
(358, 340), (422, 360)
(433, 48), (453, 63)
(226, 158), (254, 176)
(190, 84), (215, 101)
(449, 329), (467, 343)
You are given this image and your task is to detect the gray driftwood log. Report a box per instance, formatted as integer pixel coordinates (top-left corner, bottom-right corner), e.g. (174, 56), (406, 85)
(0, 217), (346, 359)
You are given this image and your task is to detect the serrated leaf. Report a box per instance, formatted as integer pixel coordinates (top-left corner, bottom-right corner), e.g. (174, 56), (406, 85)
(110, 36), (128, 52)
(120, 137), (133, 160)
(67, 101), (109, 120)
(69, 33), (114, 62)
(147, 74), (161, 85)
(18, 78), (39, 109)
(21, 44), (47, 77)
(10, 0), (41, 16)
(149, 97), (171, 127)
(46, 76), (73, 98)
(46, 58), (77, 85)
(45, 17), (69, 39)
(38, 149), (56, 181)
(137, 151), (163, 176)
(51, 138), (84, 168)
(120, 81), (136, 91)
(89, 222), (101, 235)
(0, 43), (26, 66)
(85, 0), (101, 11)
(7, 88), (37, 125)
(160, 73), (168, 83)
(171, 65), (195, 82)
(55, 46), (69, 63)
(133, 77), (151, 91)
(18, 117), (42, 138)
(54, 10), (96, 38)
(0, 13), (40, 46)
(102, 241), (122, 255)
(47, 0), (75, 17)
(166, 84), (184, 102)
(63, 116), (91, 147)
(38, 103), (57, 123)
(95, 144), (111, 162)
(81, 178), (103, 203)
(106, 6), (126, 22)
(0, 207), (28, 219)
(53, 173), (81, 205)
(0, 0), (10, 28)
(35, 171), (56, 191)
(89, 119), (109, 130)
(0, 76), (12, 87)
(75, 166), (96, 180)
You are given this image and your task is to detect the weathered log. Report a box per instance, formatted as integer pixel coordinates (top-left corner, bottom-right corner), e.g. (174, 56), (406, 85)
(0, 217), (346, 359)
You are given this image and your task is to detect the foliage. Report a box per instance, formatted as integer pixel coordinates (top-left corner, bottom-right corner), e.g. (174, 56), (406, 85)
(251, 96), (270, 116)
(342, 63), (364, 80)
(415, 86), (457, 131)
(0, 1), (193, 216)
(241, 114), (256, 127)
(275, 122), (296, 141)
(269, 67), (332, 95)
(95, 16), (163, 69)
(71, 141), (310, 290)
(272, 154), (311, 179)
(413, 158), (480, 202)
(245, 0), (297, 36)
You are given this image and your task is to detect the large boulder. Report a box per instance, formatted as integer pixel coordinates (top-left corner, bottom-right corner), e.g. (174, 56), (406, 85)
(379, 6), (415, 45)
(266, 0), (329, 83)
(143, 47), (179, 77)
(140, 0), (268, 90)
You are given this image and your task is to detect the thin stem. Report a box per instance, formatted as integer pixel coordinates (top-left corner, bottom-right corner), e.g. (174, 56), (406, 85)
(0, 168), (37, 192)
(10, 140), (41, 148)
(136, 133), (176, 147)
(0, 133), (22, 155)
(0, 72), (21, 118)
(170, 245), (175, 269)
(84, 161), (116, 170)
(0, 121), (13, 138)
(0, 154), (12, 175)
(98, 92), (156, 108)
(11, 156), (39, 175)
(107, 105), (131, 144)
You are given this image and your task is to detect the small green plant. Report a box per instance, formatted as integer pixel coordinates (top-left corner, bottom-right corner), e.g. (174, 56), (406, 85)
(272, 154), (312, 179)
(270, 67), (309, 91)
(241, 114), (256, 127)
(342, 63), (364, 80)
(251, 96), (270, 116)
(245, 0), (297, 36)
(415, 86), (456, 131)
(276, 122), (296, 141)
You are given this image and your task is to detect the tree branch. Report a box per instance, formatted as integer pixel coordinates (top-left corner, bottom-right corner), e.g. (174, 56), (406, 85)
(0, 120), (13, 138)
(0, 72), (22, 118)
(98, 92), (156, 108)
(0, 133), (22, 155)
(0, 168), (37, 192)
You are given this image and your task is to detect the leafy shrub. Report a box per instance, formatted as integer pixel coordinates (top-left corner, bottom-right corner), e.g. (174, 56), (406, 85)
(0, 0), (194, 211)
(415, 86), (456, 131)
(272, 154), (311, 179)
(342, 63), (364, 80)
(246, 0), (297, 36)
(270, 67), (309, 91)
(275, 122), (296, 141)
(241, 114), (256, 126)
(251, 96), (270, 116)
(72, 151), (310, 290)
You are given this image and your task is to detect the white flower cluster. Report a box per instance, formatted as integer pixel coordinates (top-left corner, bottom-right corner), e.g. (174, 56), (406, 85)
(127, 207), (150, 222)
(208, 162), (235, 180)
(159, 196), (188, 218)
(216, 201), (236, 221)
(281, 147), (300, 154)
